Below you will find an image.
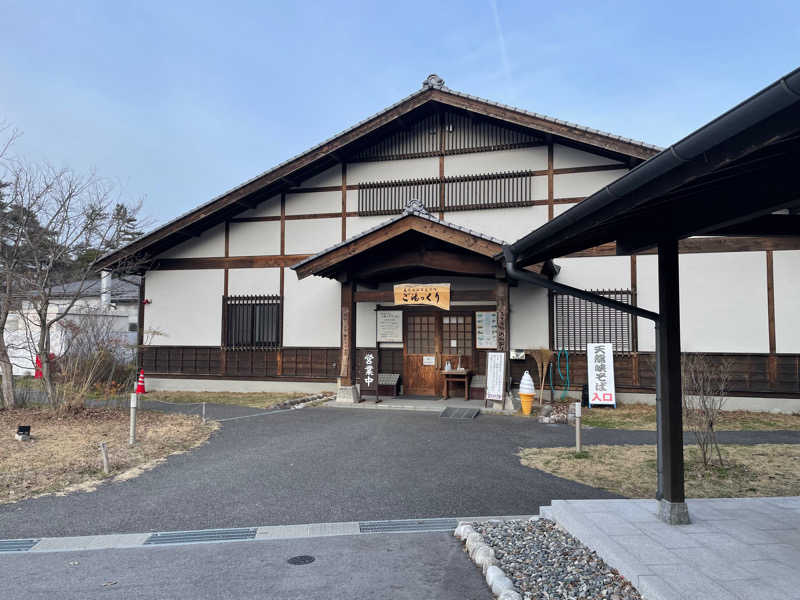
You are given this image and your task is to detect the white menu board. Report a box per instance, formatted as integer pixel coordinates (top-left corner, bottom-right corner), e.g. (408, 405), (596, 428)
(475, 311), (498, 349)
(485, 351), (507, 402)
(377, 311), (403, 343)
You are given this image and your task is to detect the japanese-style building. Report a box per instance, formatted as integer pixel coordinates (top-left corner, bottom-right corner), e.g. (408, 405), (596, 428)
(98, 74), (800, 410)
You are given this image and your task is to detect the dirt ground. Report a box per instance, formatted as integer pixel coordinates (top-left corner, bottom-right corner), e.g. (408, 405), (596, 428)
(0, 407), (217, 504)
(580, 403), (800, 431)
(519, 443), (800, 498)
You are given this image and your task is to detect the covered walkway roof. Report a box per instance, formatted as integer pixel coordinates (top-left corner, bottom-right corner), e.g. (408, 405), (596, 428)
(506, 67), (800, 267)
(503, 66), (800, 525)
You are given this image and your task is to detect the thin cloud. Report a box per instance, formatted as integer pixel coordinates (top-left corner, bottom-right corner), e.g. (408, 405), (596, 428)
(489, 0), (515, 100)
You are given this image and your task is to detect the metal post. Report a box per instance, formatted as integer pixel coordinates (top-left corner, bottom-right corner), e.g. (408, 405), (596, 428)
(202, 402), (206, 423)
(129, 393), (137, 446)
(99, 442), (110, 475)
(575, 402), (582, 453)
(656, 239), (689, 524)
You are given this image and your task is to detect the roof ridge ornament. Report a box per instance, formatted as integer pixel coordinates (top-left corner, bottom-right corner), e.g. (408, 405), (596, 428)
(422, 74), (445, 90)
(404, 198), (432, 216)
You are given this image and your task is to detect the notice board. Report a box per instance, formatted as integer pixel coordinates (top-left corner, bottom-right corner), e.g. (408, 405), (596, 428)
(475, 311), (498, 349)
(377, 311), (403, 343)
(485, 351), (507, 403)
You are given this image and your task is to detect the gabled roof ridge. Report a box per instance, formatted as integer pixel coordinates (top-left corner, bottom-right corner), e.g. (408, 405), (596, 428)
(98, 74), (659, 270)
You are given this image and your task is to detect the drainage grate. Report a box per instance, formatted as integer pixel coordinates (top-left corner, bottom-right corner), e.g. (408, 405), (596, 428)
(287, 555), (315, 565)
(144, 527), (257, 545)
(0, 539), (39, 552)
(439, 407), (479, 420)
(359, 518), (458, 534)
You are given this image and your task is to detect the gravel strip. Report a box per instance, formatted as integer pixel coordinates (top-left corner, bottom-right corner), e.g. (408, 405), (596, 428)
(472, 519), (641, 600)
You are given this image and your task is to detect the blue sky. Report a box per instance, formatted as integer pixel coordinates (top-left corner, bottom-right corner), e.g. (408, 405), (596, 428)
(1, 1), (798, 225)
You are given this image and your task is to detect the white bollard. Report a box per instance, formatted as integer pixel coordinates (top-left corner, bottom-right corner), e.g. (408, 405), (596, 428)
(575, 401), (582, 453)
(202, 402), (206, 423)
(129, 393), (138, 446)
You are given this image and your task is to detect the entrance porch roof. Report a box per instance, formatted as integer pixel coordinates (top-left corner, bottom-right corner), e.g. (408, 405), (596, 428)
(292, 200), (555, 282)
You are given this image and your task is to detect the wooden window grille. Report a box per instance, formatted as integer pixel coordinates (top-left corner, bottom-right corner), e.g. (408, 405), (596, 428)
(358, 170), (534, 216)
(224, 295), (281, 349)
(442, 315), (473, 356)
(406, 315), (436, 354)
(552, 289), (636, 353)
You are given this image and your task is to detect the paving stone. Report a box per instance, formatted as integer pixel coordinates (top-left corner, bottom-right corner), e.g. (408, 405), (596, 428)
(611, 535), (684, 565)
(718, 577), (789, 600)
(635, 522), (703, 550)
(648, 564), (735, 600)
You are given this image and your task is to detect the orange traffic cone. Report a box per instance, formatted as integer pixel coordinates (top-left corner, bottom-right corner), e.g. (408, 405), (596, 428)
(135, 369), (147, 394)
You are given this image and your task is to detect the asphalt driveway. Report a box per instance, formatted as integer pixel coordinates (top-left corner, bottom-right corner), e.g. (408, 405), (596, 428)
(1, 406), (796, 538)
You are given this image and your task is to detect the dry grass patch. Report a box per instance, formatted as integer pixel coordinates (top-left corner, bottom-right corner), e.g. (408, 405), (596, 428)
(146, 390), (316, 409)
(580, 403), (800, 431)
(519, 444), (800, 498)
(0, 407), (217, 504)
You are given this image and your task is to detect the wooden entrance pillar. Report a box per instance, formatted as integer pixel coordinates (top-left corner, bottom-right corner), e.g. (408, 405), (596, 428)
(495, 278), (510, 409)
(655, 238), (689, 524)
(339, 279), (358, 399)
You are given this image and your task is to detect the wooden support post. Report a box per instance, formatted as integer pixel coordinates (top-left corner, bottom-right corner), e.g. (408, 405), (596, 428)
(655, 238), (689, 524)
(340, 280), (357, 386)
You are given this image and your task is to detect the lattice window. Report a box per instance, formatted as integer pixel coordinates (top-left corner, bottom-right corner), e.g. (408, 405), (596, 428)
(406, 315), (436, 354)
(358, 170), (534, 216)
(442, 315), (473, 355)
(552, 290), (635, 353)
(224, 295), (281, 349)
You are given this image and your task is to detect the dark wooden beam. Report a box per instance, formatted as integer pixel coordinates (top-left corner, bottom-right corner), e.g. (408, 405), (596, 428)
(350, 249), (498, 280)
(151, 255), (310, 270)
(706, 214), (800, 236)
(340, 280), (356, 385)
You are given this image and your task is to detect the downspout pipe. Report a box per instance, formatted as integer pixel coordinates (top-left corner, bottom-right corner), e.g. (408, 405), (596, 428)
(502, 246), (659, 323)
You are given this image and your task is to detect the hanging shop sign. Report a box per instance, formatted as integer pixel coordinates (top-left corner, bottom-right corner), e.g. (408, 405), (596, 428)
(587, 342), (616, 407)
(394, 283), (450, 310)
(377, 310), (403, 343)
(485, 351), (507, 404)
(475, 311), (498, 349)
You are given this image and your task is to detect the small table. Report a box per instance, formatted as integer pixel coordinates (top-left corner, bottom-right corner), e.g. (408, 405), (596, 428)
(441, 369), (472, 401)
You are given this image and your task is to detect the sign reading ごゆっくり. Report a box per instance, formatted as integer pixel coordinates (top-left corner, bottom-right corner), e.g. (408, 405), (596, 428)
(394, 283), (450, 310)
(587, 343), (616, 407)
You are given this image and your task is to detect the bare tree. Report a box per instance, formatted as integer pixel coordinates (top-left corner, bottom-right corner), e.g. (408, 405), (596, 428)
(6, 161), (144, 406)
(0, 123), (28, 408)
(682, 353), (732, 467)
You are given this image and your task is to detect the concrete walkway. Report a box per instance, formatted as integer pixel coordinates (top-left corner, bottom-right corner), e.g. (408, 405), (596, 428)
(543, 497), (800, 600)
(326, 395), (513, 414)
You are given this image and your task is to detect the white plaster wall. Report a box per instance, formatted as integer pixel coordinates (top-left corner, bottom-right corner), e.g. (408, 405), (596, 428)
(555, 256), (631, 290)
(773, 250), (800, 353)
(444, 147), (548, 176)
(346, 214), (388, 238)
(553, 169), (628, 199)
(301, 165), (341, 188)
(553, 144), (623, 169)
(636, 252), (769, 353)
(346, 189), (359, 213)
(347, 157), (438, 184)
(158, 223), (225, 259)
(285, 190), (341, 216)
(510, 284), (549, 349)
(284, 218), (341, 254)
(235, 194), (281, 218)
(227, 268), (281, 295)
(445, 205), (548, 243)
(145, 269), (224, 345)
(228, 221), (281, 256)
(356, 302), (377, 347)
(282, 274), (340, 346)
(553, 203), (579, 218)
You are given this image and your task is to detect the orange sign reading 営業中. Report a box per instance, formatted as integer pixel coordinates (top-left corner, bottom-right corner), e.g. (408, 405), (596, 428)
(393, 283), (451, 310)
